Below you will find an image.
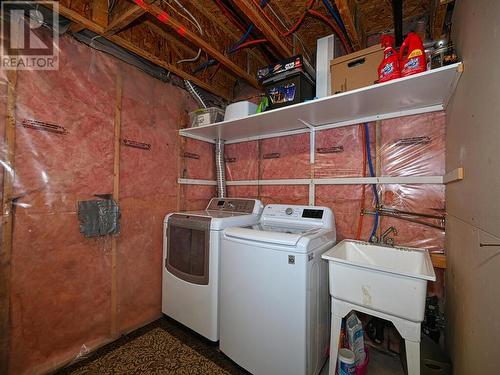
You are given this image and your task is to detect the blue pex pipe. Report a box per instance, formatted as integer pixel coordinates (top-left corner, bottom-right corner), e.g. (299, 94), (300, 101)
(322, 0), (348, 36)
(364, 122), (379, 242)
(194, 0), (268, 72)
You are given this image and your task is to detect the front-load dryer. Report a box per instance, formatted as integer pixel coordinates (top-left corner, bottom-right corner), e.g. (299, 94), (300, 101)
(162, 198), (263, 342)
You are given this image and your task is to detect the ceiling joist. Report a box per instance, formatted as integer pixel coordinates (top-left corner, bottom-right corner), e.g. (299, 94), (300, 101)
(131, 0), (260, 89)
(231, 0), (292, 58)
(105, 1), (159, 36)
(55, 4), (233, 100)
(333, 0), (363, 50)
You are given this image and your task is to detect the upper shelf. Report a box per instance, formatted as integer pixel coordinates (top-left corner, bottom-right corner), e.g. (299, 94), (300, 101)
(180, 62), (463, 144)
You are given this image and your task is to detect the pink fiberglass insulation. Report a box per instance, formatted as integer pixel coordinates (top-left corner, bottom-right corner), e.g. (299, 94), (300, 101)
(222, 116), (445, 250)
(225, 141), (259, 181)
(378, 112), (446, 252)
(314, 125), (365, 178)
(258, 185), (310, 206)
(260, 133), (311, 179)
(182, 185), (217, 210)
(3, 29), (197, 375)
(316, 184), (376, 242)
(9, 34), (116, 375)
(181, 138), (215, 180)
(117, 62), (193, 333)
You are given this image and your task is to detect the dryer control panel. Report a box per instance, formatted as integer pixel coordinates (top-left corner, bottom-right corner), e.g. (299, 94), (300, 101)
(207, 198), (263, 214)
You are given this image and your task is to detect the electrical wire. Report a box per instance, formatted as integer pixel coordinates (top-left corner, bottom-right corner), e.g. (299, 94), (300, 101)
(160, 0), (203, 64)
(194, 0), (268, 73)
(364, 122), (380, 242)
(172, 0), (202, 33)
(264, 2), (311, 61)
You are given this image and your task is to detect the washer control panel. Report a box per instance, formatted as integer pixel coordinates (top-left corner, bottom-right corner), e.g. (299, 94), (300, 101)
(261, 204), (333, 228)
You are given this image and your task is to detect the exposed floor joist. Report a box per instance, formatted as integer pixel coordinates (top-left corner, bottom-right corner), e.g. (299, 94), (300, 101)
(131, 0), (261, 89)
(333, 0), (363, 50)
(55, 4), (233, 100)
(106, 1), (157, 36)
(231, 0), (292, 58)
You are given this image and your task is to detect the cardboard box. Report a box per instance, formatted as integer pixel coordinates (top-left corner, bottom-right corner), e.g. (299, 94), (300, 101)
(330, 44), (384, 94)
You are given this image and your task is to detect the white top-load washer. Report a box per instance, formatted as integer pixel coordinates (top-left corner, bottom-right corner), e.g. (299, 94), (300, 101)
(220, 204), (336, 375)
(162, 198), (263, 342)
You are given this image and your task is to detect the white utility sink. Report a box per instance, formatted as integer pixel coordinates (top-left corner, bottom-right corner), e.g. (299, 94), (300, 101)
(322, 240), (436, 322)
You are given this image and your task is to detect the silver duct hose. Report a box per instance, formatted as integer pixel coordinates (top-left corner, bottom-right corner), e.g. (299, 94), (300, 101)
(215, 139), (227, 198)
(184, 80), (207, 109)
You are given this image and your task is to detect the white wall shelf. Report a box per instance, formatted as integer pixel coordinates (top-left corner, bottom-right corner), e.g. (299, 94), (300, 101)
(179, 63), (463, 144)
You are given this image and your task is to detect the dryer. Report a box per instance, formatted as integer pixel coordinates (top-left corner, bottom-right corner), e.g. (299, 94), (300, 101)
(162, 198), (263, 342)
(220, 204), (336, 375)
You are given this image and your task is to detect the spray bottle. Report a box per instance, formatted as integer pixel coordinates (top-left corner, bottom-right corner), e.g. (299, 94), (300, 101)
(377, 35), (401, 83)
(399, 32), (427, 77)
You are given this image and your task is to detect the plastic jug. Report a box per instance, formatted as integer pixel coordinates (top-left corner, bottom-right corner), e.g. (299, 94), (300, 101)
(399, 32), (427, 77)
(377, 35), (401, 83)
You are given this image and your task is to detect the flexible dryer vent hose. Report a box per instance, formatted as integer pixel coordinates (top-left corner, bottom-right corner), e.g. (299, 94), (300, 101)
(184, 80), (207, 109)
(215, 139), (227, 198)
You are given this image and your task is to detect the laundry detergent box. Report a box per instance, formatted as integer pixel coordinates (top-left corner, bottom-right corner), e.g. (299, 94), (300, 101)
(346, 312), (366, 365)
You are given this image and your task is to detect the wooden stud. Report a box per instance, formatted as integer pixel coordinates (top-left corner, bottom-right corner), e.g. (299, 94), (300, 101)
(443, 167), (464, 184)
(110, 72), (122, 337)
(333, 0), (363, 50)
(231, 0), (292, 58)
(431, 253), (446, 269)
(0, 69), (17, 375)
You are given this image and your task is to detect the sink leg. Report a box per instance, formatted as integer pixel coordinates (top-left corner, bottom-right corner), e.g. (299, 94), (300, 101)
(405, 340), (420, 375)
(328, 314), (342, 375)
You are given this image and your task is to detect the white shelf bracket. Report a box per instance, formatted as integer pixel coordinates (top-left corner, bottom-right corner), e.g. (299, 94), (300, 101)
(299, 119), (315, 164)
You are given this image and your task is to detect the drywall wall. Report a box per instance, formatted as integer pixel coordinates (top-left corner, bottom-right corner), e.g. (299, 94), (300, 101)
(445, 0), (500, 373)
(0, 29), (210, 374)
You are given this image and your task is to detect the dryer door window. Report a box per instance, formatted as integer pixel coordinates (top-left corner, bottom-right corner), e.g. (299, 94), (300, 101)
(166, 215), (211, 285)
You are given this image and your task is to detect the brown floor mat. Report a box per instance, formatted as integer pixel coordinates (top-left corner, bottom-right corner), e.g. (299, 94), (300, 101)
(53, 318), (248, 375)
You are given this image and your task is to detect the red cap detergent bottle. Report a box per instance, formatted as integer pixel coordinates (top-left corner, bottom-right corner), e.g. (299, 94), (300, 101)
(377, 35), (401, 83)
(399, 32), (427, 77)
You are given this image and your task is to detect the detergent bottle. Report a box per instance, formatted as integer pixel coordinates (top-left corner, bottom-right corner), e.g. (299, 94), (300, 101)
(399, 32), (427, 77)
(377, 34), (400, 83)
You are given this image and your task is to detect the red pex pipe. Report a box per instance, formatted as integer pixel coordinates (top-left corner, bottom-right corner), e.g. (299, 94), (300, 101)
(234, 38), (268, 50)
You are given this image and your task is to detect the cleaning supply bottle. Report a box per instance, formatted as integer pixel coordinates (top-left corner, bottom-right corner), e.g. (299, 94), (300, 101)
(399, 32), (427, 77)
(377, 35), (401, 83)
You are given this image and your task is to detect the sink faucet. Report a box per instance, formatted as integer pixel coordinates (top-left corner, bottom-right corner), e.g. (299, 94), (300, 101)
(380, 226), (398, 246)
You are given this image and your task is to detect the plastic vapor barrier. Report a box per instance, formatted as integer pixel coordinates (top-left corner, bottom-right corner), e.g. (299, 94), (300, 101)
(0, 23), (209, 374)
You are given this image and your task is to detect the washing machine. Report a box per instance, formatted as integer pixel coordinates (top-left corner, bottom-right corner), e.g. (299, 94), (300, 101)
(162, 198), (263, 342)
(220, 204), (336, 375)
